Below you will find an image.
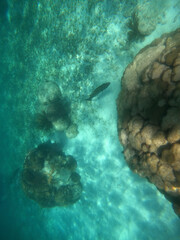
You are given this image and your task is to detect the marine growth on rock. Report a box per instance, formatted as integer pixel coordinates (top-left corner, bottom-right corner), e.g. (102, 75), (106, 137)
(117, 28), (180, 217)
(37, 80), (79, 138)
(22, 141), (82, 207)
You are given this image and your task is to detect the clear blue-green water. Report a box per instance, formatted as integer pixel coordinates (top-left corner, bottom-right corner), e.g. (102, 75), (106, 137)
(0, 0), (180, 239)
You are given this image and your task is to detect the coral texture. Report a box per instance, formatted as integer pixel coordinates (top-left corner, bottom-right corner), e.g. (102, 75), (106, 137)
(37, 81), (78, 138)
(22, 142), (82, 207)
(117, 28), (180, 217)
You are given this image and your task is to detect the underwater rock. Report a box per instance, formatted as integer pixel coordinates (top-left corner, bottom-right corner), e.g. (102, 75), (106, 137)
(37, 81), (79, 138)
(117, 28), (180, 217)
(65, 123), (79, 139)
(134, 1), (168, 36)
(134, 6), (156, 36)
(53, 118), (69, 132)
(21, 142), (82, 207)
(38, 81), (62, 105)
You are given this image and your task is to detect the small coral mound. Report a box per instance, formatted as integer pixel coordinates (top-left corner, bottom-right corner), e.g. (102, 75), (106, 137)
(36, 81), (78, 138)
(117, 28), (180, 217)
(38, 81), (62, 105)
(22, 142), (82, 207)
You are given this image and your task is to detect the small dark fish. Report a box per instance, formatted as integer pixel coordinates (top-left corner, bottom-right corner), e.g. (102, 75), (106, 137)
(86, 82), (111, 101)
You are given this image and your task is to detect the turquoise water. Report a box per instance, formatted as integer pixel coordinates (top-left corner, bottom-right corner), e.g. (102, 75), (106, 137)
(0, 0), (180, 239)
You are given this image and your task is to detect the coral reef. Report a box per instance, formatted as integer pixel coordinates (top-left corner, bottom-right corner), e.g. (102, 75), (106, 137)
(127, 1), (169, 41)
(38, 81), (62, 105)
(35, 112), (53, 131)
(65, 124), (79, 139)
(117, 28), (180, 217)
(21, 141), (82, 207)
(36, 81), (78, 138)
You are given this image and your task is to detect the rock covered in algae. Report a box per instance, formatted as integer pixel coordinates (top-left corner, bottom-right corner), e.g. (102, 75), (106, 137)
(117, 28), (180, 217)
(36, 81), (78, 138)
(22, 142), (82, 207)
(38, 81), (62, 105)
(38, 81), (70, 131)
(65, 124), (79, 139)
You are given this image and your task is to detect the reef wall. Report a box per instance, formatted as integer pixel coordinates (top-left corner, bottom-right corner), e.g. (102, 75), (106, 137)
(117, 28), (180, 217)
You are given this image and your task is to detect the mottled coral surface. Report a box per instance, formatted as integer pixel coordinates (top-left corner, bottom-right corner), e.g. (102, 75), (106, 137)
(22, 142), (82, 207)
(117, 28), (180, 217)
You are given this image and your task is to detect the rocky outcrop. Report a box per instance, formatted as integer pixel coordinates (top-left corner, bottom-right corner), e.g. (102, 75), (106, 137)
(22, 142), (82, 207)
(117, 28), (180, 217)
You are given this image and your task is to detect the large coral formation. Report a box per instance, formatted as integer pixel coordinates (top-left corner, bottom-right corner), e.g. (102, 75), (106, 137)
(117, 28), (180, 217)
(22, 142), (82, 207)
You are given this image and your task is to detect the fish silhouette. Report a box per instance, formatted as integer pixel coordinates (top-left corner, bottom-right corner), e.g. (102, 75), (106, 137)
(86, 82), (111, 101)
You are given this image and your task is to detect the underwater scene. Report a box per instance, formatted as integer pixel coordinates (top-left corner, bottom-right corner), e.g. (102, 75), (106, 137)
(0, 0), (180, 239)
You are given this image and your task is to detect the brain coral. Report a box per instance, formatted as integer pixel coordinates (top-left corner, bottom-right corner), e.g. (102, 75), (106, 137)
(22, 142), (82, 207)
(117, 28), (180, 217)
